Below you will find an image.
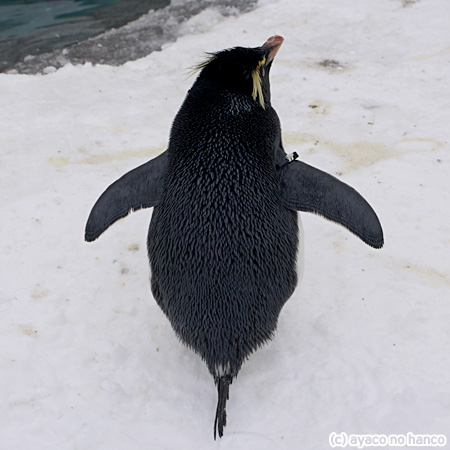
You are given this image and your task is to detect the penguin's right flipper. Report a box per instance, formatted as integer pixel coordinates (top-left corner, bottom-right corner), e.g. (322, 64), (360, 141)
(279, 160), (384, 249)
(85, 151), (168, 242)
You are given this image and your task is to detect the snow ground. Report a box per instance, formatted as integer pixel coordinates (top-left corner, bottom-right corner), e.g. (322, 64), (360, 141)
(1, 0), (449, 449)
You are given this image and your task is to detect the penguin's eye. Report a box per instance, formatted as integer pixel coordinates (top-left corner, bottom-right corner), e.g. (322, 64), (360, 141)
(251, 57), (266, 109)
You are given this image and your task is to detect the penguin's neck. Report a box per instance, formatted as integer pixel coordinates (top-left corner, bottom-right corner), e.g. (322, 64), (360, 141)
(193, 78), (272, 113)
(169, 81), (276, 165)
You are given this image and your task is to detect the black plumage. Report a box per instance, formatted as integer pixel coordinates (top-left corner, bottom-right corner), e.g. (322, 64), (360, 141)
(85, 36), (384, 439)
(148, 37), (298, 438)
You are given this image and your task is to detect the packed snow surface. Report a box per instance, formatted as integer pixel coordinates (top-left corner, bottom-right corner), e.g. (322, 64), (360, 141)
(1, 0), (449, 449)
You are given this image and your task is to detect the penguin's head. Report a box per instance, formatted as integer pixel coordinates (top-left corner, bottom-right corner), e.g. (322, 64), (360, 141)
(194, 35), (284, 109)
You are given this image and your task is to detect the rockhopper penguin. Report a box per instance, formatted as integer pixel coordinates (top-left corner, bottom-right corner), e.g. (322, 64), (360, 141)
(85, 36), (384, 438)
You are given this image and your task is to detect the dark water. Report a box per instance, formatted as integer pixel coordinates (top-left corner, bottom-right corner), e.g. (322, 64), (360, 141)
(0, 0), (169, 72)
(0, 0), (257, 74)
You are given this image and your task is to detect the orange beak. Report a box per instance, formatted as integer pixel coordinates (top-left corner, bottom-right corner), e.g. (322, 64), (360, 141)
(262, 35), (284, 63)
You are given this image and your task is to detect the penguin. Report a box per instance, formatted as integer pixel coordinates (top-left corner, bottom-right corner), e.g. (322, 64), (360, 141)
(85, 35), (384, 439)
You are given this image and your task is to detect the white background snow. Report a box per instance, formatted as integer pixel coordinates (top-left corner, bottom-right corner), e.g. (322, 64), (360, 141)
(1, 0), (449, 448)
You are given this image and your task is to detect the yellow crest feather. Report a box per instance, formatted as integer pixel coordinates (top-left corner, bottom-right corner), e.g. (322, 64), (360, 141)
(252, 57), (266, 109)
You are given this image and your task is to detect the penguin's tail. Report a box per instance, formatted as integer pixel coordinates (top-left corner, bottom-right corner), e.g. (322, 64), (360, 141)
(214, 375), (232, 439)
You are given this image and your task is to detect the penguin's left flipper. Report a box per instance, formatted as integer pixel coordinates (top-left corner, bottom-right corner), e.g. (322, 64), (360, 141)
(85, 151), (168, 242)
(279, 160), (384, 248)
